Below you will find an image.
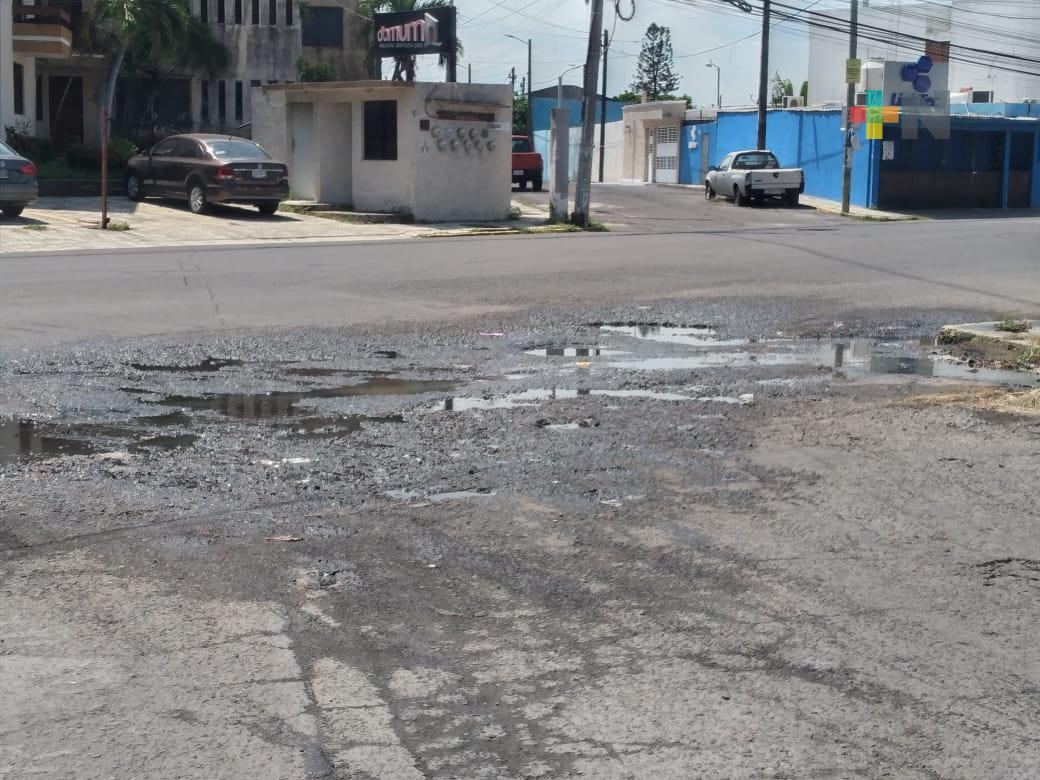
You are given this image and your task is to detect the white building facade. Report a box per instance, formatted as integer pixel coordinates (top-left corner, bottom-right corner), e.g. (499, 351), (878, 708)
(808, 0), (1040, 106)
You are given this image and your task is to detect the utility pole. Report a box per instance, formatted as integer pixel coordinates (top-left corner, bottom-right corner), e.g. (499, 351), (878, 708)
(510, 67), (516, 94)
(468, 63), (472, 83)
(598, 29), (609, 183)
(571, 0), (605, 227)
(756, 0), (770, 149)
(841, 0), (859, 214)
(525, 37), (533, 140)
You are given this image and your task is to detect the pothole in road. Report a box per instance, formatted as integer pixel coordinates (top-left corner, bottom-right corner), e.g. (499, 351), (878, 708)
(0, 419), (96, 464)
(153, 377), (457, 420)
(0, 418), (198, 465)
(129, 357), (244, 373)
(285, 414), (405, 440)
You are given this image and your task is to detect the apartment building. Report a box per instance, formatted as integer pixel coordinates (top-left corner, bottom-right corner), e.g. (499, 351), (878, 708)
(2, 0), (367, 144)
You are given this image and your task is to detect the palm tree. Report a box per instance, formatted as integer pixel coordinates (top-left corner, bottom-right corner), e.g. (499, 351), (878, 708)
(362, 0), (461, 82)
(84, 0), (189, 134)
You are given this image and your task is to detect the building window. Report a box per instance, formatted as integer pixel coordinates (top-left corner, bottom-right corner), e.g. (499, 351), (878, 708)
(285, 0), (292, 25)
(301, 6), (342, 47)
(13, 63), (24, 116)
(200, 0), (208, 22)
(35, 75), (44, 121)
(234, 0), (242, 22)
(363, 100), (397, 160)
(251, 0), (259, 24)
(268, 0), (276, 25)
(201, 80), (210, 120)
(217, 0), (225, 23)
(217, 81), (226, 122)
(234, 81), (243, 121)
(250, 79), (261, 88)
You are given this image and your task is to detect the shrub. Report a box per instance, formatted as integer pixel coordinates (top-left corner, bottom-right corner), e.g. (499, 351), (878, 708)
(64, 142), (101, 169)
(4, 122), (57, 163)
(62, 137), (138, 170)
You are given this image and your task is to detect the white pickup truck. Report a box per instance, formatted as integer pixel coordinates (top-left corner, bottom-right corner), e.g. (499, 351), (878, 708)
(705, 149), (804, 207)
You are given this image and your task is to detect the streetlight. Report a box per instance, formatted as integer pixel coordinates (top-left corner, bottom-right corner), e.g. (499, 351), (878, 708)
(557, 63), (584, 108)
(705, 60), (721, 109)
(505, 34), (532, 139)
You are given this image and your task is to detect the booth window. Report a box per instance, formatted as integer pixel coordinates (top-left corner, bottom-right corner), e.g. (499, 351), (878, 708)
(13, 63), (24, 115)
(364, 100), (397, 160)
(251, 0), (259, 23)
(234, 0), (242, 23)
(268, 0), (276, 25)
(301, 6), (343, 47)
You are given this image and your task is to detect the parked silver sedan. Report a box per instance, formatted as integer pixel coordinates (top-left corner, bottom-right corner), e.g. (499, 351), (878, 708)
(0, 140), (39, 218)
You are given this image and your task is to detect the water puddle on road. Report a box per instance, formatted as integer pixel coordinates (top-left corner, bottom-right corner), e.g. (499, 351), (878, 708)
(525, 346), (627, 357)
(608, 340), (1040, 388)
(153, 377), (457, 420)
(598, 323), (746, 347)
(440, 386), (753, 411)
(0, 418), (199, 465)
(0, 419), (96, 464)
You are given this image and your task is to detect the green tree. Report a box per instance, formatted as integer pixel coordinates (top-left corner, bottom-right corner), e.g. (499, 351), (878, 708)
(84, 0), (189, 135)
(512, 93), (528, 134)
(612, 90), (641, 104)
(799, 80), (809, 102)
(361, 0), (463, 81)
(631, 24), (680, 101)
(770, 72), (794, 107)
(297, 59), (336, 82)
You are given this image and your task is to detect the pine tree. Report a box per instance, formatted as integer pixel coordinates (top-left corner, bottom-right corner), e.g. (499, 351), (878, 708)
(631, 24), (680, 101)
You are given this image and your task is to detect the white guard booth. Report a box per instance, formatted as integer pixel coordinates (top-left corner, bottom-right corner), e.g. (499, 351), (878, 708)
(252, 80), (513, 222)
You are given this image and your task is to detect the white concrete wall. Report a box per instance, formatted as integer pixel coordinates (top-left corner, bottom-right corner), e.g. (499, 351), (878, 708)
(350, 84), (416, 215)
(1, 0), (15, 136)
(411, 83), (512, 222)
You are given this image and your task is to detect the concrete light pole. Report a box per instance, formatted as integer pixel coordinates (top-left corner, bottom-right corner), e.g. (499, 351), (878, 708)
(506, 34), (533, 139)
(705, 60), (721, 108)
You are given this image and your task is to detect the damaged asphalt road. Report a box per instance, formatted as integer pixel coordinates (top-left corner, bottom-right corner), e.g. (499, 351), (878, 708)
(3, 296), (1040, 778)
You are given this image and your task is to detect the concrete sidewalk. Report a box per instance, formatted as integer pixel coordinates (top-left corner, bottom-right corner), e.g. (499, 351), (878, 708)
(0, 197), (547, 254)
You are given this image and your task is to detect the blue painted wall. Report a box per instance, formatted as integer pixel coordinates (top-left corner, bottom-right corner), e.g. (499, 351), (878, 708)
(529, 97), (626, 182)
(681, 109), (875, 207)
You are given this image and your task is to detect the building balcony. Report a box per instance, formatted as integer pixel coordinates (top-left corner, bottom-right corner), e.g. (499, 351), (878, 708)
(12, 4), (74, 59)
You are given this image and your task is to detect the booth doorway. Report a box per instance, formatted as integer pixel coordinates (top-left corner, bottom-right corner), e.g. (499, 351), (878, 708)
(289, 103), (316, 200)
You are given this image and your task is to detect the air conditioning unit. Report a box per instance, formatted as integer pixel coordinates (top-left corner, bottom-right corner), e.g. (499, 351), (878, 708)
(971, 91), (993, 104)
(783, 96), (805, 108)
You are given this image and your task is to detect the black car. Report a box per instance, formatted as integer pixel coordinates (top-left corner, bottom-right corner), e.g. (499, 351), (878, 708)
(125, 134), (289, 215)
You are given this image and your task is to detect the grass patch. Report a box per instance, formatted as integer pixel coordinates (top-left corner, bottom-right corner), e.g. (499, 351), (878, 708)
(996, 316), (1031, 334)
(897, 387), (1040, 417)
(104, 221), (131, 232)
(36, 159), (125, 182)
(22, 223), (47, 231)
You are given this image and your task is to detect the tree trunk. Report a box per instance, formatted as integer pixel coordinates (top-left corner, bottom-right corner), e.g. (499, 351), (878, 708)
(101, 45), (128, 141)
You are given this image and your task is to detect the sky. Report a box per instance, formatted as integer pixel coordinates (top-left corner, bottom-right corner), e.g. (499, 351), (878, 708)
(448, 0), (818, 107)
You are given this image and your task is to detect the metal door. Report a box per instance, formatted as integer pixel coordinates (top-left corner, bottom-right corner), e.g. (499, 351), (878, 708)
(289, 103), (316, 201)
(654, 126), (679, 185)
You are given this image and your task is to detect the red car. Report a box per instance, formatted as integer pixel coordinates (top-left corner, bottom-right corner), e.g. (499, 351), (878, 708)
(511, 135), (543, 191)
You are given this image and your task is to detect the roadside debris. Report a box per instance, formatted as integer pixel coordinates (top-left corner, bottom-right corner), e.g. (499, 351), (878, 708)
(265, 534), (303, 542)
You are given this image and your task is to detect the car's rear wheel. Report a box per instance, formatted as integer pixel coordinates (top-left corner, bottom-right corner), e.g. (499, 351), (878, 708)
(784, 191), (800, 207)
(126, 173), (144, 202)
(734, 186), (749, 207)
(2, 205), (25, 218)
(532, 175), (543, 192)
(256, 202), (278, 216)
(187, 182), (208, 214)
